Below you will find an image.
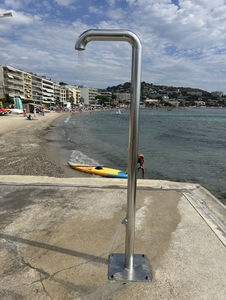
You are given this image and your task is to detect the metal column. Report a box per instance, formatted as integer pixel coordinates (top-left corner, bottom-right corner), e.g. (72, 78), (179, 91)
(75, 29), (151, 281)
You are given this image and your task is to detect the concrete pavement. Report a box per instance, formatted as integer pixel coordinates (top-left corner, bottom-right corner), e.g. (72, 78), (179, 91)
(0, 175), (225, 299)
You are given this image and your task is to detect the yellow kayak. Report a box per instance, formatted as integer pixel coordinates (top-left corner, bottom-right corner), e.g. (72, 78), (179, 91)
(67, 161), (128, 178)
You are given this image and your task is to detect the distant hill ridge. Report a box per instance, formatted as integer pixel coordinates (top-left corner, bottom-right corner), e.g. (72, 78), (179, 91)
(106, 81), (211, 96)
(106, 81), (225, 107)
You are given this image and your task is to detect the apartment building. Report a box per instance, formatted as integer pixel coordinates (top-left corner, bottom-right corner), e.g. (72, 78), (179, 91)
(42, 77), (54, 103)
(59, 84), (81, 106)
(54, 82), (60, 104)
(114, 92), (131, 103)
(101, 90), (112, 100)
(0, 67), (3, 99)
(24, 72), (32, 101)
(59, 85), (66, 105)
(0, 65), (25, 99)
(67, 85), (80, 105)
(0, 65), (56, 104)
(31, 74), (42, 102)
(73, 85), (81, 104)
(79, 86), (99, 105)
(0, 64), (82, 106)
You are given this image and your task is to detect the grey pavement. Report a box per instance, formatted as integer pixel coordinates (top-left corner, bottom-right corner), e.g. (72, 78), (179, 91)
(0, 175), (225, 300)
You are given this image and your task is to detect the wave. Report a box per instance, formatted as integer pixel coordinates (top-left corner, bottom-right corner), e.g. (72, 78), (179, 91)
(69, 150), (100, 165)
(64, 115), (71, 123)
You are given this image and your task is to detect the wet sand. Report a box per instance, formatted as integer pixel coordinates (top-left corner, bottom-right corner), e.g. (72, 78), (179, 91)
(44, 114), (90, 178)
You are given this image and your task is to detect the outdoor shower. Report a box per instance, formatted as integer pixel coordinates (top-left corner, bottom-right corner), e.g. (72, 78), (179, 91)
(75, 29), (151, 281)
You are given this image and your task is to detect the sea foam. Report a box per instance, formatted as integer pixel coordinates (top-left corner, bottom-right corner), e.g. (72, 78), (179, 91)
(69, 150), (100, 165)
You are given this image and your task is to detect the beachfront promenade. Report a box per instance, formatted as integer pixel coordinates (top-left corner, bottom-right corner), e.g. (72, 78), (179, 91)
(0, 113), (225, 299)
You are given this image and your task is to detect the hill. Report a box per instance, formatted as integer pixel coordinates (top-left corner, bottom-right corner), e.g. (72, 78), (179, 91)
(106, 82), (225, 107)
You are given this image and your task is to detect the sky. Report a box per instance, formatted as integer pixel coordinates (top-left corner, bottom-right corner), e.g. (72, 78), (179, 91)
(0, 0), (226, 92)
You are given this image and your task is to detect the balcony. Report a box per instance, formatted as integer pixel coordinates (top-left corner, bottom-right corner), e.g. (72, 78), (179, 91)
(32, 86), (42, 92)
(32, 79), (42, 85)
(32, 91), (42, 96)
(7, 83), (24, 89)
(6, 71), (23, 78)
(43, 87), (53, 92)
(43, 86), (53, 91)
(8, 91), (24, 97)
(5, 77), (23, 86)
(6, 85), (24, 93)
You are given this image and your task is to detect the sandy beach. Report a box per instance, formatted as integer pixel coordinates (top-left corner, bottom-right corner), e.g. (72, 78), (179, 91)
(0, 112), (68, 177)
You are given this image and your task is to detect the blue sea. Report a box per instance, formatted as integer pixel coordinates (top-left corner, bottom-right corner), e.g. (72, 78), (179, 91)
(52, 108), (226, 204)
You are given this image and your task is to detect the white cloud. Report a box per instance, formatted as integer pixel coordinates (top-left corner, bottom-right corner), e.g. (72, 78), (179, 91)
(0, 9), (33, 32)
(106, 0), (116, 6)
(88, 6), (102, 14)
(0, 0), (226, 91)
(4, 0), (22, 9)
(54, 0), (77, 6)
(126, 0), (136, 5)
(11, 10), (33, 24)
(107, 8), (125, 20)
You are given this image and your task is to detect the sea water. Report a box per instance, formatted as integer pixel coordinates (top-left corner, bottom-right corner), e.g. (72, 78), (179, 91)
(53, 108), (226, 203)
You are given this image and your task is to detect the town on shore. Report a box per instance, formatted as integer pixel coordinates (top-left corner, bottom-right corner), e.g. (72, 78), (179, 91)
(0, 64), (225, 111)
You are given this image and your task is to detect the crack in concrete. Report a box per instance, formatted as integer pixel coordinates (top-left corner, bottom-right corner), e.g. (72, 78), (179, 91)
(1, 232), (127, 299)
(1, 240), (54, 297)
(40, 275), (52, 300)
(51, 243), (123, 279)
(2, 239), (99, 296)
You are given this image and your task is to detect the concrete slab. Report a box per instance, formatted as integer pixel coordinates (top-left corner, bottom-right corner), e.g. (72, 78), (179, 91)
(0, 176), (225, 299)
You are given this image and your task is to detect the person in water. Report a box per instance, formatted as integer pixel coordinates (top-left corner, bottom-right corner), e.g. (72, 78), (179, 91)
(137, 153), (145, 178)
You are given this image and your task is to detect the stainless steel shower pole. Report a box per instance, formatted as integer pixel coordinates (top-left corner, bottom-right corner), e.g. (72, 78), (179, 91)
(75, 29), (151, 281)
(125, 41), (142, 271)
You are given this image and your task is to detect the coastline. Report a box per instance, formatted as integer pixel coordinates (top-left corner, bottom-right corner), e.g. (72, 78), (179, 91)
(43, 108), (226, 205)
(43, 113), (90, 178)
(0, 112), (70, 178)
(44, 123), (89, 178)
(1, 109), (225, 204)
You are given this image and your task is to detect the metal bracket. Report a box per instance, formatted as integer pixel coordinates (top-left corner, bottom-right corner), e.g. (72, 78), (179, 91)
(108, 253), (152, 282)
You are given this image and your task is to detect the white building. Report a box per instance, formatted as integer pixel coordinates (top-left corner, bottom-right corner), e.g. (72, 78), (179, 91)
(42, 77), (54, 103)
(59, 84), (81, 106)
(60, 85), (67, 106)
(0, 64), (62, 105)
(54, 82), (60, 104)
(79, 86), (99, 105)
(0, 65), (25, 100)
(23, 72), (32, 101)
(114, 92), (131, 103)
(67, 85), (80, 105)
(144, 99), (160, 105)
(101, 90), (112, 100)
(31, 74), (43, 102)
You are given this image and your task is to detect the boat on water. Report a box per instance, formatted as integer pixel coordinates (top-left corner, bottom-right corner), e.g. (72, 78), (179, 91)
(67, 161), (128, 178)
(116, 108), (121, 114)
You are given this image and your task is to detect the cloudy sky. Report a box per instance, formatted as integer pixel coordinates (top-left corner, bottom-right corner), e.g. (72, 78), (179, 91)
(0, 0), (226, 92)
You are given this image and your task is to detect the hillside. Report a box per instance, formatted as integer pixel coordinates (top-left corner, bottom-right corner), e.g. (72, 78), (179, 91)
(106, 82), (225, 107)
